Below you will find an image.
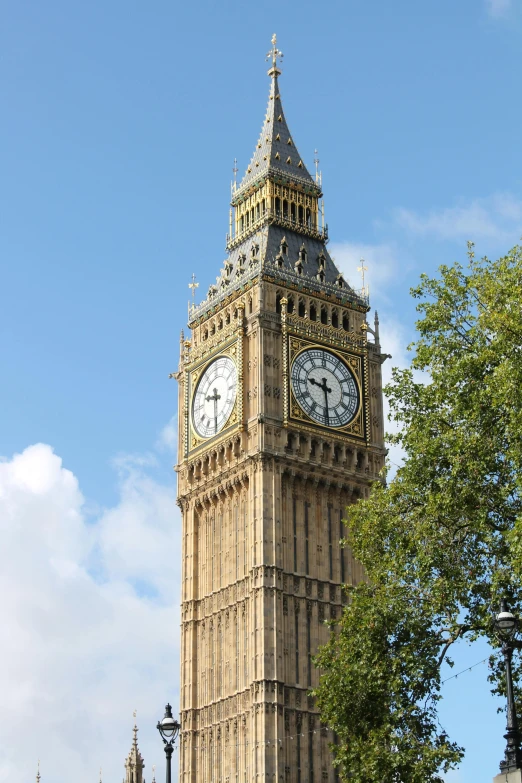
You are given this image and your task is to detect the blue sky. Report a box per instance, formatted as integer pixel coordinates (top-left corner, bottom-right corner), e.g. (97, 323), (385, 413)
(1, 1), (522, 781)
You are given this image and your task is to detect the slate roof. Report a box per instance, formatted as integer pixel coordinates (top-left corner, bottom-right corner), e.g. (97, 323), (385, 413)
(190, 223), (367, 323)
(189, 44), (367, 324)
(235, 72), (319, 199)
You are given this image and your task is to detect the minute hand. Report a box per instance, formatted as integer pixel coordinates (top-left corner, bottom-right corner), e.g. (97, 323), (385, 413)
(309, 376), (332, 425)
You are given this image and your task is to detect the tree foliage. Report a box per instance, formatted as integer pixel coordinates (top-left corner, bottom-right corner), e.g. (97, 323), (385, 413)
(314, 244), (522, 781)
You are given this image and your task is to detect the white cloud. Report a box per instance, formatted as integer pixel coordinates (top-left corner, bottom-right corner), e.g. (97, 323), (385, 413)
(156, 415), (178, 453)
(0, 443), (181, 783)
(485, 0), (512, 17)
(329, 240), (403, 303)
(395, 193), (522, 246)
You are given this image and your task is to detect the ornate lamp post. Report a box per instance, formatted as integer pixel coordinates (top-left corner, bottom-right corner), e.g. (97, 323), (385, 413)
(156, 704), (181, 783)
(494, 600), (522, 773)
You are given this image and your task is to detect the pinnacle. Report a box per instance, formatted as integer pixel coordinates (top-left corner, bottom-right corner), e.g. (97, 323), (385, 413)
(235, 41), (317, 198)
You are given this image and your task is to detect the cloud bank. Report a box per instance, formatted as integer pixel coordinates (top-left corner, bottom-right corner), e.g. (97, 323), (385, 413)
(0, 443), (181, 783)
(395, 193), (522, 246)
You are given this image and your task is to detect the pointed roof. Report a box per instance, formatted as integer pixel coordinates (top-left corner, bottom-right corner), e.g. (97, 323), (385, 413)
(125, 723), (145, 783)
(189, 36), (369, 324)
(235, 35), (319, 199)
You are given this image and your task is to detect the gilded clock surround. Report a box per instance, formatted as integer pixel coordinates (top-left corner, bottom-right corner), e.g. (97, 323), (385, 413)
(287, 339), (366, 438)
(186, 333), (243, 455)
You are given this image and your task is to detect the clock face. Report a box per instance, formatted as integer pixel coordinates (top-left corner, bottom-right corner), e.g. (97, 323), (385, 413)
(291, 348), (359, 428)
(192, 356), (237, 438)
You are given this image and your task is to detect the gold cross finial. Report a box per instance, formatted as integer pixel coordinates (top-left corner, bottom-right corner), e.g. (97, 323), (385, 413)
(357, 259), (368, 296)
(231, 157), (238, 197)
(188, 273), (199, 318)
(188, 273), (199, 299)
(314, 149), (322, 186)
(266, 34), (283, 75)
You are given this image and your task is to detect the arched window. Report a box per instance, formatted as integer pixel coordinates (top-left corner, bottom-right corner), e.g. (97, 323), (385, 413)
(275, 197), (281, 216)
(310, 304), (317, 321)
(321, 307), (327, 325)
(249, 297), (253, 314)
(332, 310), (339, 328)
(342, 314), (349, 331)
(298, 205), (304, 224)
(287, 296), (294, 314)
(291, 202), (296, 222)
(298, 300), (305, 318)
(283, 200), (288, 218)
(306, 207), (311, 227)
(276, 294), (282, 314)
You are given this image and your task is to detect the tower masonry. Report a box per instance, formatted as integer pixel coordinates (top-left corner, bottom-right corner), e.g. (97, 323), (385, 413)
(175, 35), (387, 783)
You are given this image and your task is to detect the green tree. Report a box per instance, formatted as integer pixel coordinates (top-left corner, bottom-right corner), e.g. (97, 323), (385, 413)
(314, 244), (522, 782)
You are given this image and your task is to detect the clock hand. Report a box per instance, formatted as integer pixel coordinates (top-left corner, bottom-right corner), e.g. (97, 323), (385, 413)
(206, 387), (221, 434)
(309, 376), (332, 425)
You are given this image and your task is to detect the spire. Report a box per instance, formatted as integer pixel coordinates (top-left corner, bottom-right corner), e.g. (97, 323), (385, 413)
(36, 760), (41, 783)
(190, 37), (369, 324)
(124, 718), (145, 783)
(236, 34), (317, 197)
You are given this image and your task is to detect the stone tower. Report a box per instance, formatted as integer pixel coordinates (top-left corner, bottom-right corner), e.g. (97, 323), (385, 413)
(176, 35), (386, 783)
(124, 723), (145, 783)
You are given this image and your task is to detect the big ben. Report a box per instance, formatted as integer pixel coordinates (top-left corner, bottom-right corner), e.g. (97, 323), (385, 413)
(175, 36), (386, 783)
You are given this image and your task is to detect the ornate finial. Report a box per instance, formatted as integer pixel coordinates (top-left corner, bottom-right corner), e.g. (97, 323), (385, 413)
(188, 274), (199, 301)
(266, 33), (283, 77)
(357, 259), (368, 296)
(314, 149), (321, 186)
(232, 157), (238, 194)
(36, 760), (41, 783)
(99, 766), (102, 783)
(152, 764), (156, 783)
(188, 273), (199, 319)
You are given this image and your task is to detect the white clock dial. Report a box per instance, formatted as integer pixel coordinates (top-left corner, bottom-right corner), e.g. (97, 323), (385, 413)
(291, 348), (359, 428)
(192, 356), (237, 438)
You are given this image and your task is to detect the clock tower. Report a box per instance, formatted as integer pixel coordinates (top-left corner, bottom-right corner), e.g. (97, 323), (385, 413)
(176, 36), (386, 783)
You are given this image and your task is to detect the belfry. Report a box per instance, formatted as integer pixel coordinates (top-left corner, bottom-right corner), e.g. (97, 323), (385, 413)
(175, 36), (386, 782)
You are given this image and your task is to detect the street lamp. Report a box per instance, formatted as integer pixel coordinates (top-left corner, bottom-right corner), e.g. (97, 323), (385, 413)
(494, 600), (522, 773)
(156, 704), (181, 783)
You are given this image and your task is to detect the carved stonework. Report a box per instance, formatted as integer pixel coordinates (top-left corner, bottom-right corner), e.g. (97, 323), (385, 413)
(177, 37), (386, 783)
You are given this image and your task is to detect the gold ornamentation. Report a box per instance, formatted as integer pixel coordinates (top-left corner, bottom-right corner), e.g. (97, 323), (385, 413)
(286, 332), (367, 440)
